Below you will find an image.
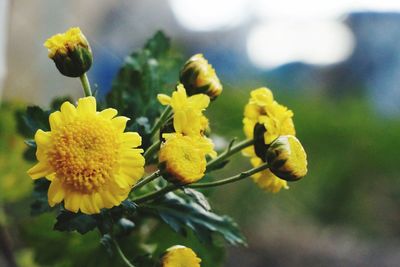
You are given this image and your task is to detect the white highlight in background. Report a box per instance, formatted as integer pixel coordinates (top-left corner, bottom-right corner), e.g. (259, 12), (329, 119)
(246, 21), (355, 68)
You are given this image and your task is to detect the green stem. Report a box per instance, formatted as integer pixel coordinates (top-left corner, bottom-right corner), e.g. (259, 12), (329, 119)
(143, 140), (161, 162)
(133, 162), (269, 204)
(132, 171), (161, 191)
(149, 106), (172, 139)
(79, 73), (92, 97)
(206, 138), (254, 172)
(190, 162), (269, 188)
(112, 238), (136, 267)
(133, 184), (177, 204)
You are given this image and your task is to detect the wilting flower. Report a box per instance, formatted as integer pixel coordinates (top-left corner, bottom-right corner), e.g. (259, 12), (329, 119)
(44, 27), (92, 77)
(159, 133), (214, 184)
(266, 135), (308, 181)
(158, 84), (210, 136)
(161, 245), (201, 267)
(27, 97), (144, 214)
(180, 53), (223, 100)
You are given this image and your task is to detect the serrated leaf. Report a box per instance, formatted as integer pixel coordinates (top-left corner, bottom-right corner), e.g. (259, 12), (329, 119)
(142, 192), (246, 246)
(54, 211), (98, 234)
(30, 178), (52, 216)
(144, 31), (170, 58)
(183, 188), (211, 211)
(16, 106), (50, 138)
(100, 234), (113, 256)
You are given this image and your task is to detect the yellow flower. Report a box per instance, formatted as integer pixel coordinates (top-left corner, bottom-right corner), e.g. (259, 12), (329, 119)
(158, 84), (210, 137)
(161, 245), (201, 267)
(180, 54), (223, 100)
(250, 157), (289, 193)
(44, 27), (92, 77)
(27, 97), (144, 214)
(243, 87), (295, 147)
(267, 135), (308, 181)
(159, 134), (214, 184)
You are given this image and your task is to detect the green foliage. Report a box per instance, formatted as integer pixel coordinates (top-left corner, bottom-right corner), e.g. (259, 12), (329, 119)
(141, 191), (246, 246)
(106, 31), (182, 149)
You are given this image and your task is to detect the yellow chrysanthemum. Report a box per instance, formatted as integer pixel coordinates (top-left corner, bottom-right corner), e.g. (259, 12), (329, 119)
(266, 135), (308, 181)
(27, 97), (145, 214)
(250, 157), (289, 193)
(161, 245), (201, 267)
(243, 87), (295, 148)
(158, 84), (210, 137)
(180, 53), (223, 100)
(44, 27), (89, 58)
(159, 134), (214, 184)
(242, 87), (295, 193)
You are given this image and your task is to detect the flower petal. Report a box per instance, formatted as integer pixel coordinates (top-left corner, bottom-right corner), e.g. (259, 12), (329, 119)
(99, 108), (118, 120)
(111, 116), (129, 132)
(77, 96), (96, 115)
(122, 132), (142, 147)
(49, 111), (63, 130)
(157, 94), (171, 105)
(60, 101), (77, 122)
(48, 179), (65, 207)
(64, 192), (81, 213)
(27, 162), (53, 179)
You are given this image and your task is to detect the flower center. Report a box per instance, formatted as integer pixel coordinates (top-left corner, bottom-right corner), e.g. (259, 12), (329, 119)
(47, 116), (120, 193)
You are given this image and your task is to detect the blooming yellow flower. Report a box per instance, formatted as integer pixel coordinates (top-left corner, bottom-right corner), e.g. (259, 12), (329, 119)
(243, 87), (295, 147)
(267, 135), (308, 181)
(161, 245), (201, 267)
(242, 87), (296, 193)
(159, 134), (214, 184)
(250, 157), (289, 193)
(180, 53), (223, 100)
(27, 97), (144, 214)
(44, 27), (92, 77)
(158, 84), (210, 137)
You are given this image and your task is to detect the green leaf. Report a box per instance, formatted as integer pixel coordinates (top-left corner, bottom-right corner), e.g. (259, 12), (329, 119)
(30, 178), (52, 216)
(16, 106), (50, 138)
(141, 192), (247, 246)
(54, 210), (98, 234)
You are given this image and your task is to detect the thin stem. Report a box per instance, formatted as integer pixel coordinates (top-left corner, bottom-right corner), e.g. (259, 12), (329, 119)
(143, 140), (161, 162)
(112, 238), (136, 267)
(149, 106), (172, 139)
(79, 73), (92, 97)
(132, 171), (161, 191)
(206, 138), (254, 172)
(190, 162), (269, 188)
(133, 184), (177, 204)
(133, 162), (269, 204)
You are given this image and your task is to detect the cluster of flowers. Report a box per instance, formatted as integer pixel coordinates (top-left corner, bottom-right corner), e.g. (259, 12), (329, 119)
(27, 27), (308, 266)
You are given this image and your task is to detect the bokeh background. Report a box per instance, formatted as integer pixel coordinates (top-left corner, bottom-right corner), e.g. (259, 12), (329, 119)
(1, 0), (400, 266)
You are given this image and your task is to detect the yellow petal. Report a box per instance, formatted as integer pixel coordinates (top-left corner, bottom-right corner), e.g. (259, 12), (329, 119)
(157, 94), (171, 105)
(64, 192), (81, 213)
(77, 96), (96, 115)
(122, 132), (142, 147)
(60, 101), (77, 122)
(49, 111), (63, 130)
(27, 162), (53, 179)
(189, 94), (210, 110)
(48, 179), (65, 207)
(34, 130), (52, 147)
(99, 108), (118, 120)
(80, 194), (99, 214)
(111, 116), (129, 132)
(173, 110), (186, 134)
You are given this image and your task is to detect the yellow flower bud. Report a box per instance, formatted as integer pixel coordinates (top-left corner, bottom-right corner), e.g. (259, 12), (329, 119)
(266, 135), (308, 181)
(44, 27), (92, 77)
(161, 245), (201, 267)
(180, 54), (223, 100)
(159, 134), (208, 185)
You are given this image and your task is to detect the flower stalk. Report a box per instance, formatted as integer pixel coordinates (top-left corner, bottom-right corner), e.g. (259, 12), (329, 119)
(79, 73), (92, 97)
(149, 106), (172, 139)
(143, 140), (161, 162)
(132, 171), (161, 191)
(112, 238), (136, 267)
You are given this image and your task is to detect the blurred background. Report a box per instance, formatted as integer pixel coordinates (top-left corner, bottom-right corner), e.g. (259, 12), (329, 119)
(1, 0), (400, 266)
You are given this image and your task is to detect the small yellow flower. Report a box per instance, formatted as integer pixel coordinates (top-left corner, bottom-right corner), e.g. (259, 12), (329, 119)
(161, 245), (201, 267)
(243, 87), (295, 147)
(27, 97), (145, 214)
(44, 27), (92, 77)
(158, 84), (213, 138)
(159, 134), (214, 184)
(267, 135), (308, 181)
(250, 157), (289, 193)
(180, 54), (223, 100)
